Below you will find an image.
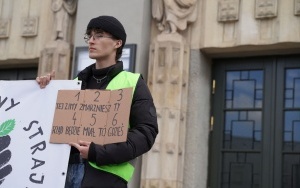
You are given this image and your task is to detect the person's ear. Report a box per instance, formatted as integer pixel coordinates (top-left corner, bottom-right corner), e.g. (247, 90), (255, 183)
(115, 40), (122, 48)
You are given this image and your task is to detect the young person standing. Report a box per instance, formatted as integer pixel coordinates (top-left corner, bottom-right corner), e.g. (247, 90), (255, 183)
(37, 15), (158, 188)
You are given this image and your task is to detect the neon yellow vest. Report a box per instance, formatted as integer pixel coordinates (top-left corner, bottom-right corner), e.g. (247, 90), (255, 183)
(87, 71), (140, 182)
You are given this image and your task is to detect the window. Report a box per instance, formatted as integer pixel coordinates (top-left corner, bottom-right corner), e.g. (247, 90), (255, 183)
(0, 68), (37, 80)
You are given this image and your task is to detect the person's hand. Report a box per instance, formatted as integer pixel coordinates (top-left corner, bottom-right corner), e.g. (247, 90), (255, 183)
(69, 140), (91, 159)
(36, 70), (55, 89)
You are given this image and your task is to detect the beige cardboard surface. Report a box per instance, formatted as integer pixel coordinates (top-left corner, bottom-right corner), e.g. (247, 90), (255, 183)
(50, 88), (133, 145)
(104, 88), (133, 144)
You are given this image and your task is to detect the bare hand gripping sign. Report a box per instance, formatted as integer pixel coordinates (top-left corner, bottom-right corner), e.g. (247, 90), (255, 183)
(50, 88), (133, 145)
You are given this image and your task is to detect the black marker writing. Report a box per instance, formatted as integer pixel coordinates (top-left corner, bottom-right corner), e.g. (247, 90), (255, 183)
(0, 96), (20, 111)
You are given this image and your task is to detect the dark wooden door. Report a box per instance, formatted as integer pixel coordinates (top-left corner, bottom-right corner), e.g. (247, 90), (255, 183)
(209, 55), (300, 188)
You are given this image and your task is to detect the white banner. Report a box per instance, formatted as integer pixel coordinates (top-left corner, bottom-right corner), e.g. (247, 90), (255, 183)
(0, 80), (81, 188)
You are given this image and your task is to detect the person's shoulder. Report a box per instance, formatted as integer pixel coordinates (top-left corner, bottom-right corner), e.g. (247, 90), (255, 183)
(122, 70), (140, 76)
(119, 71), (141, 81)
(77, 63), (95, 80)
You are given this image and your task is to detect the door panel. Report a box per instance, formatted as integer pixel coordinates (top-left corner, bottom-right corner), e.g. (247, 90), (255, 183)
(275, 58), (300, 188)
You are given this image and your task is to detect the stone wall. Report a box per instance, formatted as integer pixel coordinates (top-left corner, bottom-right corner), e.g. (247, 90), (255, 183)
(191, 0), (300, 56)
(0, 0), (53, 65)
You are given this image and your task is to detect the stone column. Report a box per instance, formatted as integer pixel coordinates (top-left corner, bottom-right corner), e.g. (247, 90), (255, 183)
(141, 33), (190, 188)
(38, 0), (77, 79)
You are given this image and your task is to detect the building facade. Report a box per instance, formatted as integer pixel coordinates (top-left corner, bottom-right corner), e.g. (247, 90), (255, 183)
(1, 0), (300, 187)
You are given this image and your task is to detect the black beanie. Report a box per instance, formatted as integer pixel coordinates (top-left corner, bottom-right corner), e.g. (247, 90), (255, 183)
(87, 15), (126, 47)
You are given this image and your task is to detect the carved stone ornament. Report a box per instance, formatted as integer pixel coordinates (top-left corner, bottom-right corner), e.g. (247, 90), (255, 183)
(152, 0), (198, 34)
(295, 0), (300, 16)
(0, 19), (10, 39)
(255, 0), (278, 19)
(218, 0), (240, 22)
(51, 0), (78, 41)
(22, 17), (39, 37)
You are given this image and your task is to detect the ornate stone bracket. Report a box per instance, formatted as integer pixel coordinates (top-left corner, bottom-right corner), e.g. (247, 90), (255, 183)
(255, 0), (278, 19)
(22, 17), (39, 37)
(0, 19), (10, 39)
(38, 40), (71, 79)
(295, 0), (300, 16)
(218, 0), (240, 22)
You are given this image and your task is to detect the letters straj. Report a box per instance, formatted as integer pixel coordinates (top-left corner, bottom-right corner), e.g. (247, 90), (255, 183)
(50, 88), (133, 145)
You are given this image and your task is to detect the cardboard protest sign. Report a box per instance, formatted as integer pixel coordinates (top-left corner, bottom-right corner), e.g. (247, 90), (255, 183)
(105, 87), (133, 144)
(0, 80), (81, 188)
(50, 88), (133, 145)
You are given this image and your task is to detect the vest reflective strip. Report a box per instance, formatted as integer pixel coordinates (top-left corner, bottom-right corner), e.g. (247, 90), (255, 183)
(89, 71), (140, 182)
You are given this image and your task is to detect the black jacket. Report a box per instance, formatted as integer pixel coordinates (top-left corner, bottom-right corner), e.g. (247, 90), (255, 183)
(77, 61), (158, 188)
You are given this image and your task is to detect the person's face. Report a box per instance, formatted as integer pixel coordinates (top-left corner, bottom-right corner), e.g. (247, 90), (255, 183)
(85, 30), (122, 61)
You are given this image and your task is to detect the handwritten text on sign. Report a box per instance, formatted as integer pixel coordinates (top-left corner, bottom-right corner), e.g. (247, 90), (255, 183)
(50, 88), (133, 145)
